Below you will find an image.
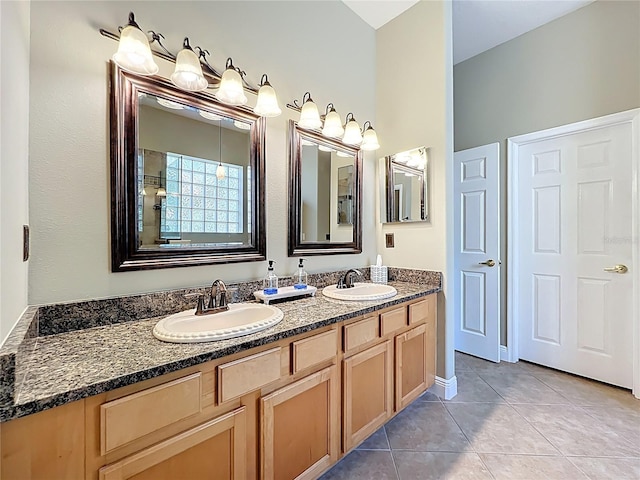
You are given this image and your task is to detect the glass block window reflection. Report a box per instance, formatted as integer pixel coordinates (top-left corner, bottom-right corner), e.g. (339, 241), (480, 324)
(161, 153), (244, 237)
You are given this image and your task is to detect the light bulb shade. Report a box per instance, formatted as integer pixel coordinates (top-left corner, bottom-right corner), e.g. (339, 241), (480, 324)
(216, 68), (248, 105)
(322, 110), (344, 138)
(156, 187), (167, 197)
(254, 83), (281, 117)
(233, 120), (251, 130)
(157, 98), (184, 110)
(112, 25), (159, 76)
(199, 110), (222, 121)
(216, 163), (226, 180)
(171, 47), (208, 92)
(318, 145), (334, 152)
(360, 126), (380, 151)
(342, 119), (363, 145)
(298, 99), (322, 129)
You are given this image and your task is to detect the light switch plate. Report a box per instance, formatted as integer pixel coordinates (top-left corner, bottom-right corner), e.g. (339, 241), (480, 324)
(385, 233), (394, 248)
(23, 225), (30, 261)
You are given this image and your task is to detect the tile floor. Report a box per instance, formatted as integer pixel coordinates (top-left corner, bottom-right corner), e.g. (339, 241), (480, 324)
(320, 352), (640, 479)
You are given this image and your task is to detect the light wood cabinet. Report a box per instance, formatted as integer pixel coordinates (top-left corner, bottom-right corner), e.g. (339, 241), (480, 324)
(261, 366), (339, 480)
(0, 294), (438, 480)
(342, 340), (393, 452)
(99, 407), (247, 480)
(395, 324), (428, 410)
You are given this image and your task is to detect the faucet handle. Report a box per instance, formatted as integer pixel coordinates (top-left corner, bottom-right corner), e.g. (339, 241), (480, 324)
(184, 293), (206, 315)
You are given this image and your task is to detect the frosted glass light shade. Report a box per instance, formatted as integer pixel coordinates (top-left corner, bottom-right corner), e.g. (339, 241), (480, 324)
(171, 47), (208, 92)
(322, 109), (344, 138)
(254, 83), (281, 117)
(337, 151), (353, 158)
(112, 25), (158, 76)
(216, 163), (226, 180)
(342, 118), (362, 145)
(156, 187), (167, 197)
(216, 68), (248, 106)
(360, 126), (380, 151)
(199, 110), (222, 121)
(318, 145), (334, 152)
(298, 99), (322, 129)
(233, 120), (251, 130)
(157, 98), (184, 110)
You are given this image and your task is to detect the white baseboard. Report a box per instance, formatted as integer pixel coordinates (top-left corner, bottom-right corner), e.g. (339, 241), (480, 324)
(431, 375), (458, 400)
(500, 345), (510, 362)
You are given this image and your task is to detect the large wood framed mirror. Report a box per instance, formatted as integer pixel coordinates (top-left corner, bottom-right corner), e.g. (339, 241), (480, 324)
(110, 63), (266, 271)
(288, 120), (362, 256)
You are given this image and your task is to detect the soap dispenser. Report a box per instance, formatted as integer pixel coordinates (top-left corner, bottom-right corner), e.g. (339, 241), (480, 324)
(294, 259), (308, 290)
(263, 260), (279, 295)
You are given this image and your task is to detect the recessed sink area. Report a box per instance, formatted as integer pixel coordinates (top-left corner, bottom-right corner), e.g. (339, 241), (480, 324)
(322, 283), (397, 301)
(153, 303), (284, 343)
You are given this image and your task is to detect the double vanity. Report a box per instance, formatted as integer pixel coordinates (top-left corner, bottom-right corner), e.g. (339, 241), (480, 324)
(0, 268), (440, 480)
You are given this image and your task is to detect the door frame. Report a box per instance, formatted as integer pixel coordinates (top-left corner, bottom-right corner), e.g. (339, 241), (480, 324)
(507, 108), (640, 397)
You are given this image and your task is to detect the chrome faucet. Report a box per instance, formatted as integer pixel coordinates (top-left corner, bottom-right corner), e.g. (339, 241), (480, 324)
(337, 269), (362, 289)
(185, 279), (230, 316)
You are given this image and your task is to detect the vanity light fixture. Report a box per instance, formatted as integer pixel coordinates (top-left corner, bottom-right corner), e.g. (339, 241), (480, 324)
(360, 121), (380, 151)
(156, 187), (167, 197)
(253, 74), (282, 117)
(171, 38), (208, 92)
(216, 58), (248, 106)
(297, 93), (323, 130)
(216, 119), (226, 180)
(100, 12), (281, 117)
(199, 110), (222, 121)
(111, 13), (159, 76)
(233, 120), (251, 130)
(318, 145), (334, 152)
(157, 98), (185, 110)
(322, 103), (344, 138)
(342, 113), (363, 146)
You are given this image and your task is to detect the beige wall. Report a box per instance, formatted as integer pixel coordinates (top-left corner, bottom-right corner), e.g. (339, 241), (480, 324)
(454, 0), (640, 346)
(0, 1), (30, 344)
(28, 1), (376, 305)
(376, 1), (454, 379)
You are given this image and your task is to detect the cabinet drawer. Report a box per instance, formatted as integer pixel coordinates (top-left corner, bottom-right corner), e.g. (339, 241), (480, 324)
(101, 373), (202, 455)
(380, 307), (407, 336)
(292, 329), (338, 374)
(343, 315), (379, 354)
(409, 295), (436, 325)
(218, 347), (282, 403)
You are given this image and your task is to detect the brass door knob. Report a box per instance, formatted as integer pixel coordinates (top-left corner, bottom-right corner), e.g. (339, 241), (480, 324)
(479, 259), (496, 267)
(603, 264), (628, 274)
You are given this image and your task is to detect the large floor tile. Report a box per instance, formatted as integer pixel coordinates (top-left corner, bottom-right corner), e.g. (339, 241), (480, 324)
(512, 404), (639, 457)
(581, 405), (640, 450)
(418, 390), (442, 402)
(534, 372), (639, 409)
(478, 372), (570, 405)
(569, 456), (640, 480)
(445, 371), (505, 404)
(386, 401), (471, 452)
(445, 403), (558, 455)
(319, 450), (398, 480)
(480, 454), (587, 480)
(393, 451), (492, 480)
(357, 426), (390, 450)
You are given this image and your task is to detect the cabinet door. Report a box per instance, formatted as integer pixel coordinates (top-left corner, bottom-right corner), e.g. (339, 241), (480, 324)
(343, 340), (393, 452)
(261, 366), (339, 480)
(395, 324), (428, 411)
(98, 407), (246, 480)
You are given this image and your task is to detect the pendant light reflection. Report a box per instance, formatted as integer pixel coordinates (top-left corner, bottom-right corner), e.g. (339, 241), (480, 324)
(112, 13), (159, 76)
(322, 103), (344, 138)
(342, 113), (362, 146)
(157, 98), (184, 110)
(298, 92), (322, 130)
(216, 58), (248, 106)
(217, 119), (225, 180)
(199, 110), (222, 121)
(170, 38), (208, 92)
(253, 74), (281, 117)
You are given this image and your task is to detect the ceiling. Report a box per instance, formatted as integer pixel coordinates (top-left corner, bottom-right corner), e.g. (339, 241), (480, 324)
(342, 0), (594, 64)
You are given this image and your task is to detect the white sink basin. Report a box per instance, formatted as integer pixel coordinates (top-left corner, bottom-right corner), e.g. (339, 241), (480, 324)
(153, 303), (284, 343)
(322, 282), (397, 301)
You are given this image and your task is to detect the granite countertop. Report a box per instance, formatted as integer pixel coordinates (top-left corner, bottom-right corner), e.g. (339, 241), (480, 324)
(1, 279), (440, 422)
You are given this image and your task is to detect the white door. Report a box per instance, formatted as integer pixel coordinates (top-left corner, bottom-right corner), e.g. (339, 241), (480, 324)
(511, 116), (634, 388)
(454, 143), (500, 362)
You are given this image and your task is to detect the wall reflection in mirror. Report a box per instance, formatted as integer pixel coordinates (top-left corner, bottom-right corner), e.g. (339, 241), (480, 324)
(137, 92), (252, 249)
(381, 146), (428, 223)
(289, 121), (362, 256)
